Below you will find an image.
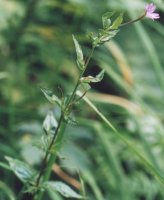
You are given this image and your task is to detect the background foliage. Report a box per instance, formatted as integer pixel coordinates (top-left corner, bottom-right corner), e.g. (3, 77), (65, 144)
(0, 0), (164, 199)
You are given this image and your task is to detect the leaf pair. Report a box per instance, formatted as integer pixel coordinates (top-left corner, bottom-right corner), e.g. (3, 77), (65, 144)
(88, 12), (123, 47)
(102, 11), (115, 29)
(102, 12), (123, 30)
(40, 87), (61, 107)
(5, 157), (83, 198)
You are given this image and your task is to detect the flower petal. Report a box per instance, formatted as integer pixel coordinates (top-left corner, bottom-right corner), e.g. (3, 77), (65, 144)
(151, 13), (160, 19)
(145, 3), (160, 20)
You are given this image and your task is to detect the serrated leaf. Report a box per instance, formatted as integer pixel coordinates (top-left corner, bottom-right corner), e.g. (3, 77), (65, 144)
(102, 12), (115, 29)
(40, 87), (61, 107)
(43, 111), (58, 135)
(5, 156), (35, 183)
(80, 70), (105, 83)
(72, 35), (85, 70)
(110, 13), (123, 29)
(45, 181), (83, 199)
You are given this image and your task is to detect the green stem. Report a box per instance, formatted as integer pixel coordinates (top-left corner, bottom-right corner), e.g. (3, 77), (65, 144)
(36, 113), (64, 186)
(33, 113), (65, 200)
(67, 46), (95, 105)
(32, 46), (95, 200)
(119, 12), (146, 27)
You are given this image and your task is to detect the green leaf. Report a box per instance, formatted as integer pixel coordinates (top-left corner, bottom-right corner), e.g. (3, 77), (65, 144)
(43, 110), (58, 134)
(45, 181), (83, 199)
(80, 70), (105, 83)
(100, 29), (119, 43)
(110, 13), (123, 29)
(72, 35), (85, 70)
(48, 189), (64, 200)
(5, 156), (35, 183)
(40, 87), (61, 107)
(102, 12), (115, 29)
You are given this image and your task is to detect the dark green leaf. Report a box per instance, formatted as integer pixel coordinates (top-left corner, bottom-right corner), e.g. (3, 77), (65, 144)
(102, 12), (115, 29)
(5, 156), (35, 183)
(45, 181), (83, 199)
(72, 35), (85, 70)
(40, 87), (61, 106)
(110, 13), (123, 29)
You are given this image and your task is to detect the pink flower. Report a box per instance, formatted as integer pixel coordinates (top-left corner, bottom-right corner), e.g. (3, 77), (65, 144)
(145, 3), (160, 20)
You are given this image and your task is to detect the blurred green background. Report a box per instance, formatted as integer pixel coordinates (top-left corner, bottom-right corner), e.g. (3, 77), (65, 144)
(0, 0), (164, 199)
